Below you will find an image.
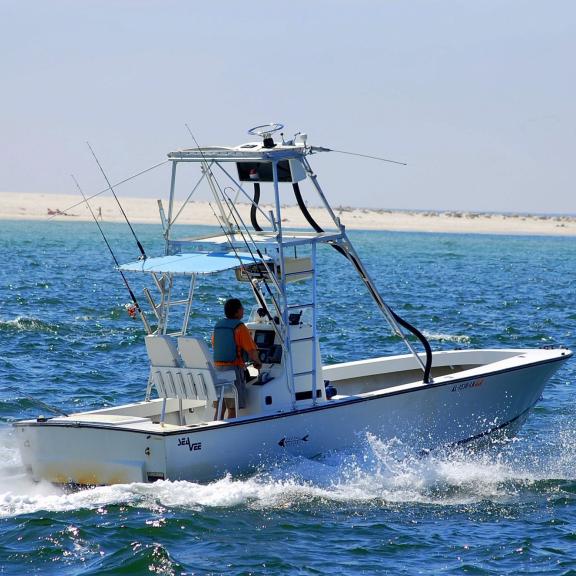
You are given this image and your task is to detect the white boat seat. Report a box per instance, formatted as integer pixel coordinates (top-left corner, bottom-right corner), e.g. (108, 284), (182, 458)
(178, 337), (213, 368)
(178, 337), (239, 418)
(178, 337), (236, 387)
(145, 335), (185, 399)
(145, 335), (181, 367)
(145, 337), (240, 419)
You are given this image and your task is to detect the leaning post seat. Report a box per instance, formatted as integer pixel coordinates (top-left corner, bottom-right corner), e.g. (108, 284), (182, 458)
(178, 337), (213, 371)
(144, 335), (185, 398)
(178, 337), (238, 417)
(145, 335), (181, 367)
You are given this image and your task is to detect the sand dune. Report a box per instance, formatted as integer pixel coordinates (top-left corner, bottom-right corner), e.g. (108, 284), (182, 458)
(1, 191), (574, 236)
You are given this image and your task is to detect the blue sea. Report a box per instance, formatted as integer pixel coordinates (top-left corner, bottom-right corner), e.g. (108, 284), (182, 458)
(1, 221), (575, 575)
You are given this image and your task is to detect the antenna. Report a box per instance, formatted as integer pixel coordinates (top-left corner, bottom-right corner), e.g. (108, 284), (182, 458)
(309, 146), (407, 166)
(86, 142), (147, 260)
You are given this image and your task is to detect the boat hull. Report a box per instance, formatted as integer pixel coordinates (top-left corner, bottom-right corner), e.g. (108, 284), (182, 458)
(15, 348), (571, 485)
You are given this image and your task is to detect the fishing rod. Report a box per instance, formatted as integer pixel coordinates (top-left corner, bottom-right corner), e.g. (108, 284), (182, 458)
(6, 385), (69, 417)
(184, 124), (233, 230)
(184, 124), (272, 232)
(219, 193), (284, 317)
(215, 195), (298, 405)
(48, 158), (170, 221)
(208, 201), (284, 344)
(220, 190), (283, 297)
(207, 202), (271, 315)
(309, 146), (407, 166)
(72, 175), (152, 334)
(86, 142), (147, 260)
(188, 126), (284, 334)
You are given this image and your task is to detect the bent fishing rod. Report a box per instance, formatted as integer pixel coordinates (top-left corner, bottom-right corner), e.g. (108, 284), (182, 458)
(72, 175), (152, 334)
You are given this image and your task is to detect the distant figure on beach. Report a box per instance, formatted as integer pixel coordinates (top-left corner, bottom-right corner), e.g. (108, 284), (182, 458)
(47, 208), (78, 218)
(47, 208), (67, 216)
(97, 207), (103, 221)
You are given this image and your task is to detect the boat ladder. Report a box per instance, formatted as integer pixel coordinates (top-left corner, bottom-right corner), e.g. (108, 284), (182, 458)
(284, 242), (320, 404)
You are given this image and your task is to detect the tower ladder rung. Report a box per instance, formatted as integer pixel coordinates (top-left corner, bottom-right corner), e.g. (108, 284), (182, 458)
(284, 269), (315, 277)
(293, 370), (315, 377)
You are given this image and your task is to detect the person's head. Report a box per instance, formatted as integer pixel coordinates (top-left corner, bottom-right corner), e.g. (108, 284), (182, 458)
(224, 298), (244, 319)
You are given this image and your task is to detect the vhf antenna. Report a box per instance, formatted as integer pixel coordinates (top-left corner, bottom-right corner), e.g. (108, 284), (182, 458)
(86, 142), (147, 260)
(309, 146), (407, 165)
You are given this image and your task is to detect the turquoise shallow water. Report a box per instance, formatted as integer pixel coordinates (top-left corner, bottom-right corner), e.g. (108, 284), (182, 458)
(1, 221), (575, 575)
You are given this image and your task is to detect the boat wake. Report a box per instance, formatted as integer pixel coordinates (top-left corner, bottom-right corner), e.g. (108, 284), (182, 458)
(1, 426), (575, 519)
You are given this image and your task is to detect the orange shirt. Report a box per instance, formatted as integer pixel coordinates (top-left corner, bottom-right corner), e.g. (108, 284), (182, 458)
(212, 323), (258, 367)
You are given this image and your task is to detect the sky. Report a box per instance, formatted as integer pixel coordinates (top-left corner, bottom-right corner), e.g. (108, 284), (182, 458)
(1, 0), (574, 214)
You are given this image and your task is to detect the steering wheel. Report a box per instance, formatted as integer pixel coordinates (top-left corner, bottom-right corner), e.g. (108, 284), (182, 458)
(248, 123), (284, 138)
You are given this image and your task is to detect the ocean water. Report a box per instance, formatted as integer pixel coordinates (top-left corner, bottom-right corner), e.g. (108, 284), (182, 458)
(0, 220), (575, 575)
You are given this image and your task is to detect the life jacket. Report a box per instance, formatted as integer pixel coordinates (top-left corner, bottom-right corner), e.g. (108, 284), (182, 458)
(213, 318), (244, 363)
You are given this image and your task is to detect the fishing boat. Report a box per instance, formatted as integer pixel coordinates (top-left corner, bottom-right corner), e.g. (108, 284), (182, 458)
(14, 124), (572, 485)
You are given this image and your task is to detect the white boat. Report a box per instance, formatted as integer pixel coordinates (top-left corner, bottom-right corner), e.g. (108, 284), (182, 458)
(14, 124), (572, 485)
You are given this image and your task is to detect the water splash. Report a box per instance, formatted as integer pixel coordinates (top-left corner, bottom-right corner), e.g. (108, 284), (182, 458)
(0, 429), (64, 517)
(1, 427), (574, 519)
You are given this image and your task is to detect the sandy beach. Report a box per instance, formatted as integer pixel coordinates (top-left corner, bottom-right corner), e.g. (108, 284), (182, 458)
(1, 191), (575, 236)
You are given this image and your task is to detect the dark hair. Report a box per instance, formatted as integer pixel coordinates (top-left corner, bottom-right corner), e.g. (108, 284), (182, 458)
(224, 298), (243, 319)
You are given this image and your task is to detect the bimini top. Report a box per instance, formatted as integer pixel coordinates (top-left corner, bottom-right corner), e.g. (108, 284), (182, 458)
(119, 251), (263, 275)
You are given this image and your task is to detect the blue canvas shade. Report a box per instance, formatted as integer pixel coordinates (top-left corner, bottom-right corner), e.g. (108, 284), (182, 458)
(119, 251), (264, 275)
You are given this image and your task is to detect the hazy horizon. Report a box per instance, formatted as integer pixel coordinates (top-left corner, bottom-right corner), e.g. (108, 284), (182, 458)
(1, 1), (574, 215)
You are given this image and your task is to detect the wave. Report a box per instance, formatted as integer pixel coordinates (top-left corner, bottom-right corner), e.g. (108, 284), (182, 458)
(423, 331), (472, 344)
(1, 427), (575, 519)
(0, 316), (60, 334)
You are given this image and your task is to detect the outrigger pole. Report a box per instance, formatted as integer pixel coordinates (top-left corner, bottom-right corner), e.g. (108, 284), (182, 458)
(71, 175), (152, 335)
